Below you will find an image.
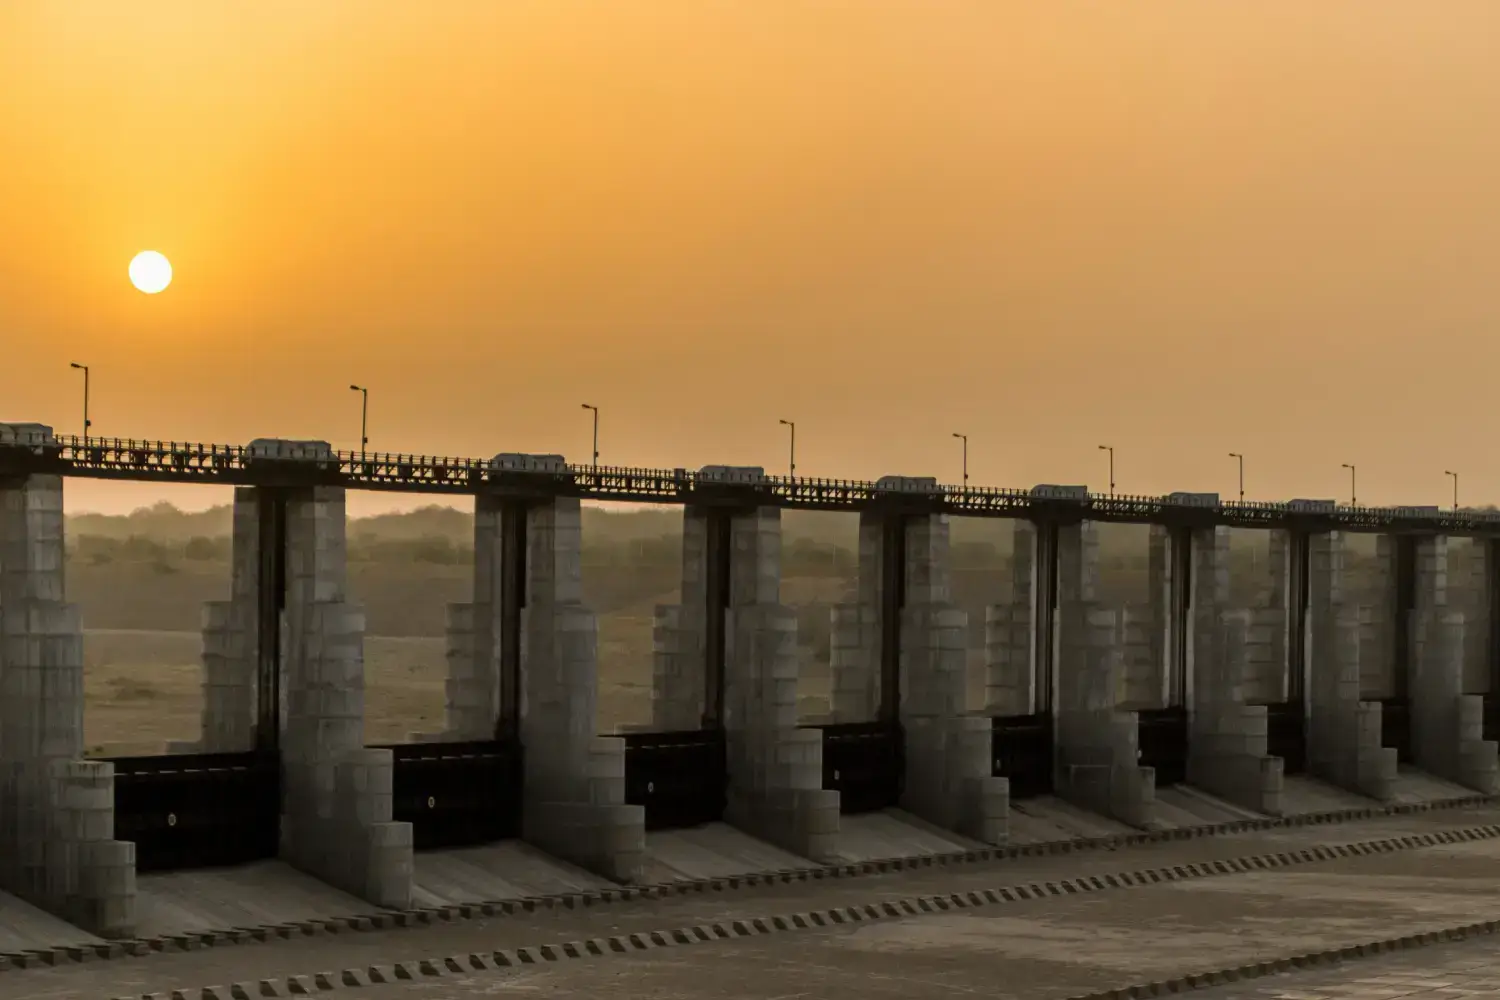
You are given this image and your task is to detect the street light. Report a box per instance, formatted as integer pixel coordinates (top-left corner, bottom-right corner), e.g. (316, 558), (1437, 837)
(1341, 463), (1357, 507)
(952, 432), (968, 491)
(1228, 452), (1244, 504)
(69, 362), (91, 440)
(1098, 444), (1115, 496)
(779, 419), (796, 478)
(581, 403), (599, 467)
(1445, 470), (1459, 512)
(349, 384), (369, 457)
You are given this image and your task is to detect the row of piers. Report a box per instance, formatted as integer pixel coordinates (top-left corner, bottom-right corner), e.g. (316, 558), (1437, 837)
(1, 443), (1498, 941)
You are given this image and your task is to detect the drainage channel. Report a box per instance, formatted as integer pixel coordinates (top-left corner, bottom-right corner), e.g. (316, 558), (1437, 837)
(103, 821), (1500, 1000)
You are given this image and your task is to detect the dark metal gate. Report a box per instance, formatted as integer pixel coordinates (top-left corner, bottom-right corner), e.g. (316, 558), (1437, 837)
(818, 720), (903, 814)
(1264, 701), (1306, 775)
(1379, 697), (1413, 764)
(622, 729), (726, 830)
(384, 740), (524, 850)
(109, 751), (281, 872)
(1136, 707), (1188, 787)
(991, 713), (1053, 799)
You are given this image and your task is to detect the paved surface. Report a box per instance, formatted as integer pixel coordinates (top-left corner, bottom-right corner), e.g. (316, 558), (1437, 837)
(118, 839), (1500, 1000)
(1191, 938), (1500, 1000)
(12, 809), (1500, 1000)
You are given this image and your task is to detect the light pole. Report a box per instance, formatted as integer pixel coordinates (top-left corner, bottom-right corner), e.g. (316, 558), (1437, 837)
(779, 419), (796, 478)
(952, 432), (968, 491)
(69, 362), (91, 440)
(349, 384), (368, 457)
(1341, 463), (1356, 507)
(1228, 452), (1244, 503)
(581, 403), (599, 467)
(1098, 444), (1115, 496)
(1446, 470), (1459, 512)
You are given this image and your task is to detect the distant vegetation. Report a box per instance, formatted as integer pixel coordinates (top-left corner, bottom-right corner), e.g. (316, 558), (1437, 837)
(64, 501), (1405, 638)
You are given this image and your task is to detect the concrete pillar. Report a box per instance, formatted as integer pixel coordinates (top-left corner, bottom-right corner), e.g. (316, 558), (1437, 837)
(898, 513), (1008, 844)
(1410, 536), (1498, 792)
(983, 520), (1035, 716)
(174, 488), (259, 753)
(0, 462), (135, 938)
(650, 507), (709, 731)
(1185, 527), (1284, 815)
(519, 495), (645, 882)
(721, 506), (840, 862)
(420, 497), (505, 742)
(1446, 540), (1493, 695)
(1305, 531), (1397, 801)
(277, 485), (413, 908)
(1360, 536), (1400, 700)
(1053, 521), (1155, 827)
(826, 514), (884, 722)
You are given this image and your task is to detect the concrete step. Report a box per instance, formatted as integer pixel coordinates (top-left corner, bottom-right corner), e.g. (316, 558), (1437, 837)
(412, 842), (612, 908)
(0, 887), (100, 955)
(638, 822), (813, 884)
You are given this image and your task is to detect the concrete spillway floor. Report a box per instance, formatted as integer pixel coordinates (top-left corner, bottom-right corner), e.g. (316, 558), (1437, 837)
(831, 808), (986, 864)
(639, 823), (815, 884)
(1152, 785), (1266, 828)
(1280, 774), (1380, 814)
(1389, 765), (1476, 804)
(134, 861), (373, 940)
(411, 842), (610, 907)
(0, 888), (101, 956)
(1006, 796), (1138, 844)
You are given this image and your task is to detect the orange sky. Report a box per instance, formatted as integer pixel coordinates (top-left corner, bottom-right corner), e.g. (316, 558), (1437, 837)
(3, 3), (1499, 515)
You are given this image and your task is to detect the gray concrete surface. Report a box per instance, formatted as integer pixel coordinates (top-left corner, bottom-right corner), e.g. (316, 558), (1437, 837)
(1190, 937), (1500, 1000)
(64, 830), (1500, 1000)
(7, 807), (1500, 1000)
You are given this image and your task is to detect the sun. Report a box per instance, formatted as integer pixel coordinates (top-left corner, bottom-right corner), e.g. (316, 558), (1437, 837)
(128, 250), (173, 294)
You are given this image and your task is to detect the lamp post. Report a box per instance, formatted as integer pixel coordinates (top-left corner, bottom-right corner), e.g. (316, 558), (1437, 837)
(1341, 463), (1356, 507)
(1446, 470), (1459, 512)
(349, 384), (368, 457)
(1098, 444), (1115, 496)
(69, 362), (91, 440)
(581, 403), (599, 467)
(1228, 452), (1244, 503)
(779, 419), (796, 478)
(952, 432), (968, 491)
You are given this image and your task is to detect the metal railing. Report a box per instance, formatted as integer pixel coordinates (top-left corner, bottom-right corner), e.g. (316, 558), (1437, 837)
(3, 431), (1499, 532)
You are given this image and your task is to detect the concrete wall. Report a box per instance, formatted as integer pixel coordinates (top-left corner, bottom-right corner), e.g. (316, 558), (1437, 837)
(1305, 531), (1398, 801)
(721, 507), (840, 862)
(898, 514), (1008, 844)
(0, 469), (135, 938)
(1409, 536), (1498, 793)
(1052, 521), (1155, 827)
(1185, 527), (1284, 815)
(277, 486), (413, 909)
(519, 496), (645, 882)
(983, 520), (1035, 717)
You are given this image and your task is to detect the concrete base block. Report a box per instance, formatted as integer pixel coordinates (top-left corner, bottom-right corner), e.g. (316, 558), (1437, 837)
(1188, 704), (1285, 816)
(727, 786), (841, 864)
(1057, 710), (1156, 829)
(523, 801), (646, 884)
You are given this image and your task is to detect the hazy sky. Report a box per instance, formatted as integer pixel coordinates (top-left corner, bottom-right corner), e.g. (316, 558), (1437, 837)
(3, 3), (1498, 514)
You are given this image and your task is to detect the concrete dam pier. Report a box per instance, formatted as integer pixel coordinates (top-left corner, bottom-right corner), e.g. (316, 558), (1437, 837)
(0, 423), (1496, 954)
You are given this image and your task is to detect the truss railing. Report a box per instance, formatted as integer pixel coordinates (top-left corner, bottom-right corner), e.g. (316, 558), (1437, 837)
(3, 432), (1499, 532)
